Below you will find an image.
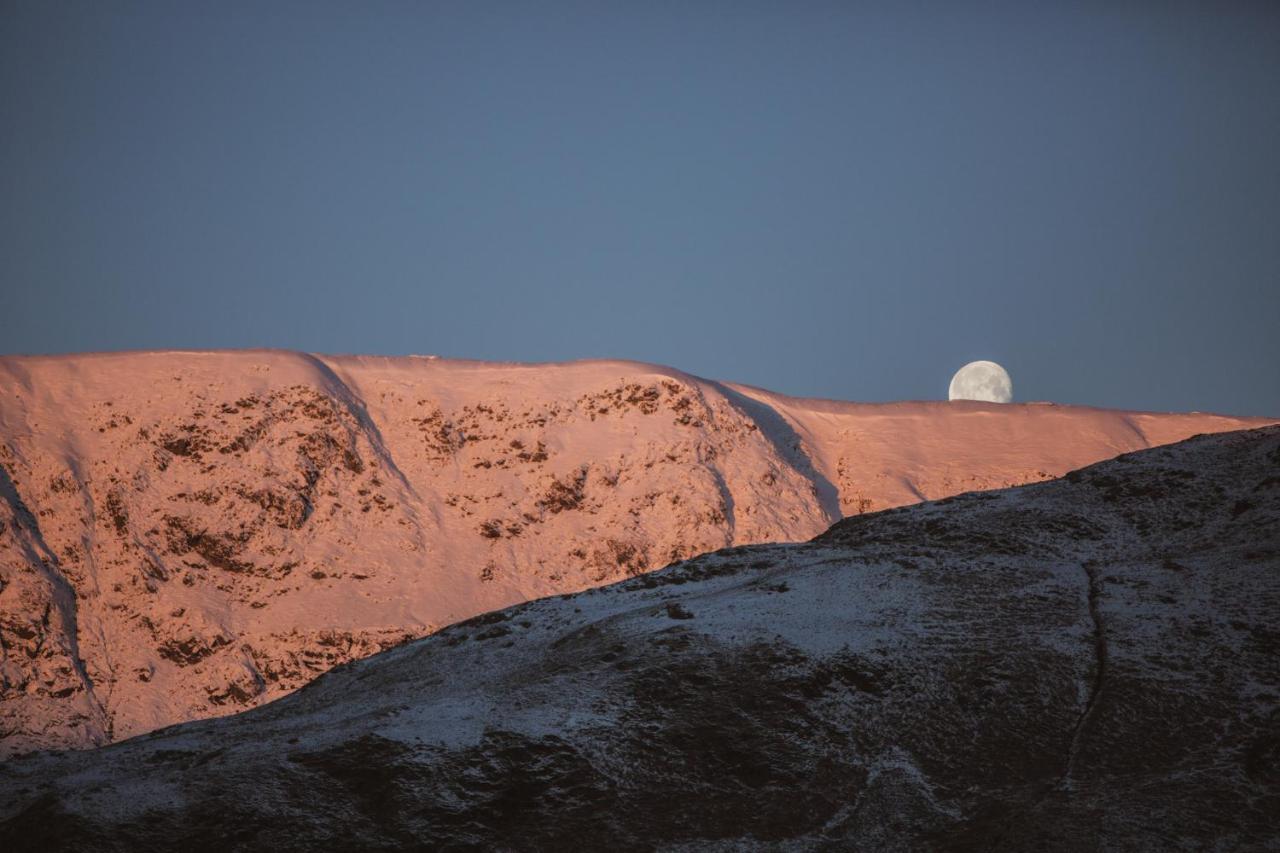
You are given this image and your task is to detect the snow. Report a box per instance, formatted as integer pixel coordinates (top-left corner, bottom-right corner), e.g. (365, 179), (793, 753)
(2, 426), (1275, 849)
(0, 349), (1272, 755)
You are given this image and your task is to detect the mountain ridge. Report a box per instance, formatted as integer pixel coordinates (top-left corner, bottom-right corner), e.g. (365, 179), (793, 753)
(0, 350), (1272, 755)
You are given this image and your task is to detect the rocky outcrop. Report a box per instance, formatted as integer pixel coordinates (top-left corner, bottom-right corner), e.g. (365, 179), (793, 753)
(0, 350), (1271, 754)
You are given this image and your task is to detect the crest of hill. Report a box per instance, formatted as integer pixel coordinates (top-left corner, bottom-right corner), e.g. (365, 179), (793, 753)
(0, 349), (1273, 755)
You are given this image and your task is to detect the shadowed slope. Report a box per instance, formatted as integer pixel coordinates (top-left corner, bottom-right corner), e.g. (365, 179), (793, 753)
(1, 426), (1276, 850)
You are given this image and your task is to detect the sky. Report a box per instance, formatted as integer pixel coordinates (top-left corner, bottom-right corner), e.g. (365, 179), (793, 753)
(2, 2), (1278, 416)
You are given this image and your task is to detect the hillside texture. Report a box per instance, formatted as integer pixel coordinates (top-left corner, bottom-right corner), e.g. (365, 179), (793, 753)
(0, 426), (1276, 850)
(0, 350), (1271, 754)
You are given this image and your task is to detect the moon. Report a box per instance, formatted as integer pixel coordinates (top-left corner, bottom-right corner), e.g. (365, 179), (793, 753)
(949, 360), (1013, 403)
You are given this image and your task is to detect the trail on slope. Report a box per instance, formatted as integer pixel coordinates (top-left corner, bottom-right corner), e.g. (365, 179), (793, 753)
(1063, 559), (1109, 788)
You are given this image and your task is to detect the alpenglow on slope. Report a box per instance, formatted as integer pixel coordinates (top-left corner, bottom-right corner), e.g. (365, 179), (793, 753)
(0, 350), (1272, 755)
(1, 427), (1276, 850)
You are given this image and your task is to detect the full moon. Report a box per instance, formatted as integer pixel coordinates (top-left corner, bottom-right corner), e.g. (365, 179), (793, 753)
(948, 360), (1013, 403)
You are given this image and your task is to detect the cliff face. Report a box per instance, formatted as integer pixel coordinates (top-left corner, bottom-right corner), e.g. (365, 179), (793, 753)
(2, 427), (1276, 850)
(0, 350), (1271, 754)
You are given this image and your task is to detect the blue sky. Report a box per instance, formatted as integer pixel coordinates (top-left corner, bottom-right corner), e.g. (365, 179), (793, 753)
(2, 2), (1277, 415)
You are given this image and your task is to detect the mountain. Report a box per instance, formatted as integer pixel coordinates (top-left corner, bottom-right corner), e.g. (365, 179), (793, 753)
(0, 350), (1272, 755)
(1, 426), (1275, 850)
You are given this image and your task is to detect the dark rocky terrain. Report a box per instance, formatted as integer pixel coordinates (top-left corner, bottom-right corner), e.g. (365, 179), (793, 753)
(0, 425), (1276, 851)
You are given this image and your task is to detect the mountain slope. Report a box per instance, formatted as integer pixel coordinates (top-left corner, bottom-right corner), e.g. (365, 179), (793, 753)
(1, 426), (1276, 850)
(0, 350), (1272, 754)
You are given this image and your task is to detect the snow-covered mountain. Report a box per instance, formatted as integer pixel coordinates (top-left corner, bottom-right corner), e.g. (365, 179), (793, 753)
(0, 350), (1272, 755)
(1, 426), (1275, 850)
